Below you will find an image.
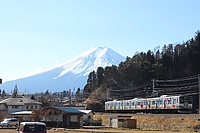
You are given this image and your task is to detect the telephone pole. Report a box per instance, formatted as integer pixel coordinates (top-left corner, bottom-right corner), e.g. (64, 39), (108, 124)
(198, 74), (200, 120)
(152, 78), (155, 97)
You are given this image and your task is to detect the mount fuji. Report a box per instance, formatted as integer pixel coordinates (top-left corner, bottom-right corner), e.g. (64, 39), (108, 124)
(1, 47), (125, 94)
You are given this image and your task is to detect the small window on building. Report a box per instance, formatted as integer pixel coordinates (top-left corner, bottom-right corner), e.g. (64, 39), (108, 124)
(12, 105), (19, 108)
(26, 105), (29, 109)
(71, 115), (78, 122)
(31, 105), (33, 109)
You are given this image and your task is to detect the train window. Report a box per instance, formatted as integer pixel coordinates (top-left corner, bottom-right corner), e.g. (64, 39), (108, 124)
(132, 102), (134, 106)
(138, 102), (140, 106)
(159, 100), (163, 105)
(168, 99), (172, 104)
(164, 99), (166, 104)
(152, 101), (155, 105)
(127, 102), (129, 106)
(173, 99), (176, 104)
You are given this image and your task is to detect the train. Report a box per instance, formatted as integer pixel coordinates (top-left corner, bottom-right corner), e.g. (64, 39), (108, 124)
(105, 95), (193, 113)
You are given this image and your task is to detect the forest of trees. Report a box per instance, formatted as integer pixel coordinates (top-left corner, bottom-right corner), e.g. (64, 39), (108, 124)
(83, 31), (200, 111)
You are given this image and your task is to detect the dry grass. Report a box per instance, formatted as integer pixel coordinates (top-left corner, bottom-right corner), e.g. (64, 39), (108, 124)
(93, 113), (200, 132)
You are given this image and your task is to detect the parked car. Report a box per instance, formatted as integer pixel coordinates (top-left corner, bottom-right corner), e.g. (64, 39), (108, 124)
(1, 118), (19, 127)
(16, 122), (46, 133)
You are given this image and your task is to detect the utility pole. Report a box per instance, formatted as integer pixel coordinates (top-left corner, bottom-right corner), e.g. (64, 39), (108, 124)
(152, 79), (155, 98)
(198, 74), (200, 120)
(69, 89), (71, 107)
(106, 88), (110, 101)
(60, 92), (63, 107)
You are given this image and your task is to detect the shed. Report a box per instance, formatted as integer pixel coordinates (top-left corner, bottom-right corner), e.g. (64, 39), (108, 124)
(109, 115), (136, 129)
(42, 106), (85, 128)
(124, 119), (137, 129)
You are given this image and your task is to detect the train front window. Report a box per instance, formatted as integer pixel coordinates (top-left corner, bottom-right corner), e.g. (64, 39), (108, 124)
(180, 96), (192, 104)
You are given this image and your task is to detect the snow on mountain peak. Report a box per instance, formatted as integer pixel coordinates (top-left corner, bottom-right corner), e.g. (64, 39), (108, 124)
(55, 46), (124, 78)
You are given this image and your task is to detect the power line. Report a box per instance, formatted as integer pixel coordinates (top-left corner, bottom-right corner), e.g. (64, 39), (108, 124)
(109, 74), (199, 100)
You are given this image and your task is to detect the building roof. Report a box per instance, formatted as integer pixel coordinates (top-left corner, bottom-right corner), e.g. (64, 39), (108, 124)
(20, 122), (46, 126)
(0, 97), (42, 105)
(79, 110), (93, 114)
(11, 111), (33, 115)
(45, 106), (85, 114)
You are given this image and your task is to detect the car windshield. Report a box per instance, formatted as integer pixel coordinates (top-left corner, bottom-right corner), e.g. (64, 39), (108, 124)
(2, 119), (9, 122)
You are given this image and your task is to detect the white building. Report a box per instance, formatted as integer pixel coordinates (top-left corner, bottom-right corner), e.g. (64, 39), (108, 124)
(0, 96), (42, 114)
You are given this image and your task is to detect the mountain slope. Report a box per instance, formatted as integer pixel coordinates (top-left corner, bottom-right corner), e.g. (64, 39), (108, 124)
(1, 47), (125, 94)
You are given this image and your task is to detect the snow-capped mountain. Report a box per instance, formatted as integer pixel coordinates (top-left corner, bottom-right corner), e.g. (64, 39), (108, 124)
(1, 47), (125, 94)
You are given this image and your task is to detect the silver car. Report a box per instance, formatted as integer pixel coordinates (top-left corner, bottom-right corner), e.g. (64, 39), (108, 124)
(1, 118), (19, 127)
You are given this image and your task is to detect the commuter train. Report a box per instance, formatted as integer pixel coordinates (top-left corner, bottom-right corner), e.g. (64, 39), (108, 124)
(105, 95), (193, 113)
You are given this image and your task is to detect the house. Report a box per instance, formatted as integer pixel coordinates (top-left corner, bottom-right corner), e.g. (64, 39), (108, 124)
(0, 96), (42, 114)
(42, 106), (85, 128)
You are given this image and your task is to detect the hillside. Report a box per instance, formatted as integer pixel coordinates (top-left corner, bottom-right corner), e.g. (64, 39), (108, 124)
(84, 31), (200, 111)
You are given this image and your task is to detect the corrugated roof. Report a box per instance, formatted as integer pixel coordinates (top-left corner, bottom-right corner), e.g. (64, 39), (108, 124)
(46, 106), (85, 114)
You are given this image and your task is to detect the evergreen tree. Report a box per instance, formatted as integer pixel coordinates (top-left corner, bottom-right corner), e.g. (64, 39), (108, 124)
(1, 90), (6, 98)
(12, 85), (18, 97)
(31, 94), (35, 100)
(97, 67), (105, 87)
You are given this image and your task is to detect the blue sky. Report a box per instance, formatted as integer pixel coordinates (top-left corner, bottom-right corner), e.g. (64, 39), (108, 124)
(0, 0), (200, 82)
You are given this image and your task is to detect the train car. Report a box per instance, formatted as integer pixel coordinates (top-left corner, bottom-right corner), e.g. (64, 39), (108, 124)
(105, 95), (193, 113)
